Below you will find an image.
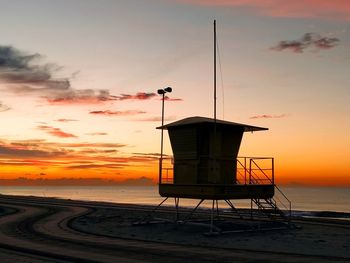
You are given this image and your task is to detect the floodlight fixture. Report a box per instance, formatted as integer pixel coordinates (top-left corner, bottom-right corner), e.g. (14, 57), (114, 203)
(164, 87), (172, 93)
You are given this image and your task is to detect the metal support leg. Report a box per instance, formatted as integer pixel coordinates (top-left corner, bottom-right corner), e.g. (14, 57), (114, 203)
(174, 197), (179, 222)
(210, 199), (215, 234)
(250, 198), (253, 220)
(216, 200), (219, 217)
(184, 199), (204, 222)
(136, 197), (169, 224)
(224, 199), (243, 219)
(155, 197), (169, 212)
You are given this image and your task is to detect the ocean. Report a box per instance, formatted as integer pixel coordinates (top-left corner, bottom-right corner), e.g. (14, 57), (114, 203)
(0, 185), (349, 216)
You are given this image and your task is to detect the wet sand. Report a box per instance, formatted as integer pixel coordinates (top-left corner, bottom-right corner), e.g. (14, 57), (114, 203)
(0, 194), (349, 262)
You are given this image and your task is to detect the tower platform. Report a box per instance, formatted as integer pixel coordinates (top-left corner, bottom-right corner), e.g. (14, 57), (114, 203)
(159, 183), (274, 200)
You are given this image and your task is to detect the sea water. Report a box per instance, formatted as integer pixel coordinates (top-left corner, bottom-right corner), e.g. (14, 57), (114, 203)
(0, 186), (349, 214)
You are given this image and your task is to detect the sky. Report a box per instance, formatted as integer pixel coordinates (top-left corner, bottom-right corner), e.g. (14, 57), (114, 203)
(0, 0), (349, 186)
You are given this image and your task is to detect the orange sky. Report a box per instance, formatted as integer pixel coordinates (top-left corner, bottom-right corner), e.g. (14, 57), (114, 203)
(0, 0), (349, 186)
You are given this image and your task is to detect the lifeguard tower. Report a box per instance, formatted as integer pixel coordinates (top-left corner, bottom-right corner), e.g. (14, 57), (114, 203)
(158, 116), (271, 200)
(143, 21), (291, 234)
(155, 116), (291, 233)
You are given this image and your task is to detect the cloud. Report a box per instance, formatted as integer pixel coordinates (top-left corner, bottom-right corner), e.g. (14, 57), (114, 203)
(0, 45), (58, 84)
(0, 101), (10, 112)
(90, 155), (159, 164)
(163, 96), (183, 101)
(89, 110), (146, 116)
(0, 142), (65, 158)
(175, 0), (350, 21)
(250, 114), (288, 119)
(78, 149), (117, 154)
(11, 140), (124, 148)
(7, 140), (127, 160)
(132, 152), (171, 160)
(55, 142), (125, 148)
(116, 92), (157, 101)
(61, 142), (125, 148)
(0, 47), (164, 106)
(66, 164), (126, 169)
(37, 125), (78, 138)
(271, 33), (340, 53)
(55, 119), (78, 122)
(0, 139), (162, 181)
(0, 45), (72, 93)
(85, 132), (108, 136)
(114, 92), (182, 102)
(0, 45), (118, 105)
(45, 89), (118, 105)
(48, 91), (169, 105)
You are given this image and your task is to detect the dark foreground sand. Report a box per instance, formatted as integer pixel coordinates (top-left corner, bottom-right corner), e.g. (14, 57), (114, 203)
(0, 195), (349, 262)
(73, 207), (350, 258)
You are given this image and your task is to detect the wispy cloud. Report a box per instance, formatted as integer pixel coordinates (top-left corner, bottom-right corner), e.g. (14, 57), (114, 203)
(85, 132), (108, 136)
(0, 139), (160, 179)
(78, 148), (117, 154)
(0, 101), (10, 112)
(112, 92), (182, 102)
(45, 89), (118, 105)
(55, 118), (78, 122)
(176, 0), (350, 21)
(0, 139), (128, 165)
(0, 47), (178, 106)
(271, 33), (340, 53)
(8, 140), (126, 153)
(89, 110), (146, 116)
(60, 142), (125, 148)
(37, 125), (78, 138)
(0, 45), (118, 105)
(0, 142), (65, 158)
(116, 92), (157, 101)
(48, 91), (175, 105)
(250, 114), (288, 119)
(66, 163), (126, 170)
(163, 96), (183, 101)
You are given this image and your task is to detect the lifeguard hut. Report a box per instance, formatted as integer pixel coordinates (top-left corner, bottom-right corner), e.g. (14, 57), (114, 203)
(156, 116), (291, 233)
(158, 116), (272, 200)
(145, 21), (291, 233)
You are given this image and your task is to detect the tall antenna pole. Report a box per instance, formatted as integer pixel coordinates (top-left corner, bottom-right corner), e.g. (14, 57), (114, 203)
(214, 20), (217, 122)
(213, 20), (218, 178)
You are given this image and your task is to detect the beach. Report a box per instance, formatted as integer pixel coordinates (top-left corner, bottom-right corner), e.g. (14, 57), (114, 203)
(0, 194), (349, 262)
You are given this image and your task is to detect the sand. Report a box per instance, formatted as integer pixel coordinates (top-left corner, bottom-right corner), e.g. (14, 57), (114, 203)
(0, 194), (349, 262)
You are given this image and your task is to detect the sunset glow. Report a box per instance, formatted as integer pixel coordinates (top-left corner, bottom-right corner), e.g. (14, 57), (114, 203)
(0, 0), (349, 186)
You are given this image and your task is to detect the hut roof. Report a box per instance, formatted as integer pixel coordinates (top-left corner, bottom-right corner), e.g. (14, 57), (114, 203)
(157, 116), (268, 132)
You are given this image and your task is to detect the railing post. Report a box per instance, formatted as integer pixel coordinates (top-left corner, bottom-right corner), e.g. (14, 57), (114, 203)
(272, 158), (275, 185)
(244, 157), (247, 185)
(249, 158), (252, 184)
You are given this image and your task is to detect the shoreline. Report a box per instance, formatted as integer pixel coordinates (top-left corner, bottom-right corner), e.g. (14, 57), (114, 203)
(0, 185), (349, 215)
(1, 192), (350, 221)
